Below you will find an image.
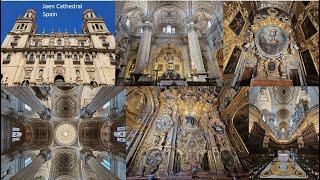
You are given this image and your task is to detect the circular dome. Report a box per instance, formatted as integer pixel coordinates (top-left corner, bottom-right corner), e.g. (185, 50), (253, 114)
(276, 108), (290, 120)
(55, 123), (77, 146)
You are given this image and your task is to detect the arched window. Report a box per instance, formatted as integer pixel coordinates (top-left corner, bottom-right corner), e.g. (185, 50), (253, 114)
(95, 24), (99, 30)
(101, 159), (111, 170)
(21, 24), (25, 29)
(41, 54), (46, 61)
(21, 80), (29, 86)
(5, 54), (11, 62)
(92, 25), (95, 30)
(167, 25), (172, 34)
(90, 80), (98, 87)
(103, 101), (110, 110)
(25, 104), (31, 111)
(54, 75), (65, 86)
(85, 54), (91, 61)
(17, 25), (20, 29)
(114, 126), (126, 142)
(207, 21), (212, 29)
(12, 127), (22, 142)
(109, 54), (114, 61)
(100, 25), (103, 30)
(73, 54), (79, 61)
(57, 53), (62, 61)
(126, 18), (130, 27)
(24, 157), (32, 167)
(34, 40), (39, 47)
(163, 25), (175, 34)
(29, 53), (34, 61)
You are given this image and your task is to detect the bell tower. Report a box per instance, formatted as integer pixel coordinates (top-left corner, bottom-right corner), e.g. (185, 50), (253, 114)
(12, 9), (36, 34)
(82, 9), (109, 34)
(2, 9), (36, 49)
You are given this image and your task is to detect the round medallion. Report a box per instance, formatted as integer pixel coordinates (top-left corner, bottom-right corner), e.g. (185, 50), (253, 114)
(255, 25), (288, 58)
(155, 115), (173, 133)
(55, 123), (77, 146)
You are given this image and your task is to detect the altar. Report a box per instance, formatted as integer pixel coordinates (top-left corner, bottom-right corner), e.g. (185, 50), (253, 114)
(260, 152), (307, 179)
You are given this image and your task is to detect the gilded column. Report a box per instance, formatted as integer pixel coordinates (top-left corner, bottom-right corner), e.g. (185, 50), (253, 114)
(134, 16), (153, 74)
(10, 149), (51, 180)
(80, 149), (120, 180)
(187, 18), (207, 82)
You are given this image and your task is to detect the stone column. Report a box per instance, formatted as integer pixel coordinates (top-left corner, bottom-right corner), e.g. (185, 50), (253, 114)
(187, 19), (207, 82)
(80, 149), (120, 180)
(5, 87), (51, 119)
(80, 86), (125, 118)
(10, 149), (51, 180)
(134, 16), (153, 74)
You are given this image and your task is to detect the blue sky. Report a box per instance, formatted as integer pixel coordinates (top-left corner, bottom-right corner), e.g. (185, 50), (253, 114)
(1, 1), (115, 43)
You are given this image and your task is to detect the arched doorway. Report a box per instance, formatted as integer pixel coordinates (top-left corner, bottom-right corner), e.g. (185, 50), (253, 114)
(54, 75), (65, 86)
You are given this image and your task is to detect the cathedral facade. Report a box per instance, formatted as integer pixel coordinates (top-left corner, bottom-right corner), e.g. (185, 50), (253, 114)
(115, 1), (224, 86)
(1, 9), (116, 87)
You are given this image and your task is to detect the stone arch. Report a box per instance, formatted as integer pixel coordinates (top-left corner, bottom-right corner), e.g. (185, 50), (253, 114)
(21, 80), (30, 86)
(54, 75), (65, 86)
(152, 3), (187, 34)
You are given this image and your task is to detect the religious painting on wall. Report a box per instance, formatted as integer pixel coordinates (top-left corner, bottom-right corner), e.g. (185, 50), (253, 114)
(301, 16), (317, 40)
(229, 11), (245, 36)
(300, 49), (319, 85)
(224, 47), (242, 74)
(255, 25), (289, 57)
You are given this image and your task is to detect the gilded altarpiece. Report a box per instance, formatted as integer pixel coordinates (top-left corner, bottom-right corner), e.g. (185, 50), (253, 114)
(127, 87), (243, 177)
